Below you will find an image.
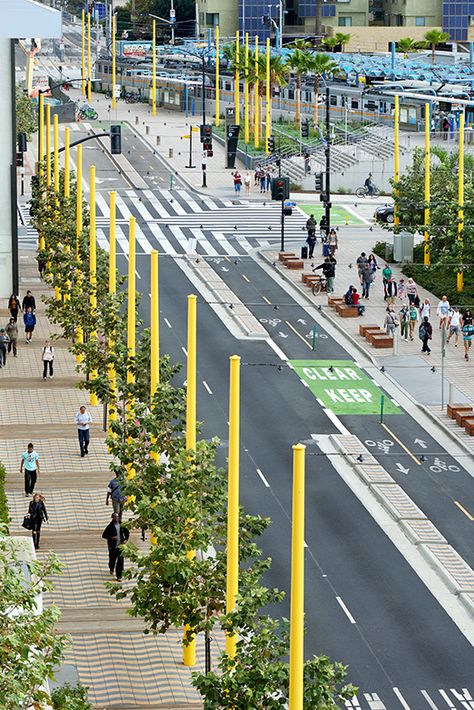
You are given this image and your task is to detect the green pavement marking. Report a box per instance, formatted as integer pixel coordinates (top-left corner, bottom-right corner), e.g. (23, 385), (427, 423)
(290, 359), (401, 415)
(299, 204), (363, 225)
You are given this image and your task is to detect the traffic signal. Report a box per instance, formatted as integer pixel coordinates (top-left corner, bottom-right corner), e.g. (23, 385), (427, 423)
(314, 171), (323, 192)
(301, 119), (309, 139)
(18, 132), (27, 153)
(204, 142), (213, 157)
(200, 124), (212, 143)
(16, 152), (23, 167)
(110, 125), (121, 154)
(271, 176), (290, 201)
(267, 135), (275, 153)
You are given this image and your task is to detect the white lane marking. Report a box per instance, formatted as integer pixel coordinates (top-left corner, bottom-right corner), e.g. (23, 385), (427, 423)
(147, 222), (176, 255)
(438, 690), (455, 707)
(316, 398), (325, 406)
(181, 346), (187, 357)
(450, 689), (474, 708)
(256, 468), (270, 488)
(203, 380), (213, 395)
(322, 408), (351, 436)
(421, 691), (439, 710)
(393, 687), (411, 709)
(266, 338), (288, 361)
(300, 378), (309, 387)
(336, 596), (356, 624)
(364, 693), (387, 709)
(164, 318), (172, 329)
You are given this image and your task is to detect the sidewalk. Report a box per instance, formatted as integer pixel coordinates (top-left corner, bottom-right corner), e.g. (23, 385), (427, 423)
(0, 252), (205, 708)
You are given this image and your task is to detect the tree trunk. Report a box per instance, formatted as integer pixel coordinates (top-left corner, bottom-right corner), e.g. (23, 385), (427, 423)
(296, 75), (301, 126)
(314, 76), (319, 126)
(315, 0), (322, 46)
(432, 43), (435, 64)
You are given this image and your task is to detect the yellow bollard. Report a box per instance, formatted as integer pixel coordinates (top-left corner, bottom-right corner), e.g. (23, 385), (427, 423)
(46, 104), (51, 190)
(81, 10), (86, 96)
(127, 216), (136, 389)
(108, 192), (117, 431)
(89, 165), (98, 406)
(64, 127), (70, 198)
(53, 113), (59, 193)
(152, 19), (156, 117)
(75, 144), (84, 360)
(393, 95), (400, 229)
(215, 26), (220, 127)
(150, 249), (160, 462)
(288, 443), (306, 710)
(235, 31), (240, 126)
(254, 36), (259, 148)
(39, 93), (45, 183)
(87, 12), (92, 102)
(424, 103), (430, 266)
(244, 32), (249, 143)
(225, 355), (240, 658)
(265, 37), (271, 155)
(457, 112), (465, 292)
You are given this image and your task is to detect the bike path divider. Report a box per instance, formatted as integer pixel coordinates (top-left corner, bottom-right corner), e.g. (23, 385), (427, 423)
(331, 434), (474, 620)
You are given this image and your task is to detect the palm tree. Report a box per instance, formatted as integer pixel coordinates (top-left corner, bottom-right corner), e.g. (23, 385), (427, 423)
(286, 48), (312, 126)
(289, 38), (314, 51)
(424, 29), (450, 64)
(334, 32), (351, 52)
(396, 37), (421, 59)
(322, 37), (339, 52)
(222, 42), (238, 69)
(307, 53), (338, 125)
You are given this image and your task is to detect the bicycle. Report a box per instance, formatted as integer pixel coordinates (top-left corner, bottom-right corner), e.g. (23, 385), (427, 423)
(125, 92), (140, 104)
(311, 274), (327, 296)
(77, 106), (98, 120)
(355, 184), (380, 198)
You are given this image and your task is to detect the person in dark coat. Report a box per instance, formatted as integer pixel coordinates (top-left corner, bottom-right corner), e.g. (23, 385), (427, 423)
(28, 493), (48, 549)
(8, 294), (21, 322)
(419, 315), (433, 354)
(102, 512), (130, 581)
(22, 290), (36, 313)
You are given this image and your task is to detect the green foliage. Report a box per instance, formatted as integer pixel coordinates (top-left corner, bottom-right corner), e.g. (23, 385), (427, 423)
(0, 527), (70, 709)
(0, 461), (9, 526)
(51, 682), (93, 710)
(16, 85), (37, 139)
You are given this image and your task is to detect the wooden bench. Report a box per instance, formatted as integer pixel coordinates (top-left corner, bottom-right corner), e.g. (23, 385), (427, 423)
(455, 410), (474, 426)
(302, 273), (319, 284)
(371, 334), (393, 348)
(336, 304), (359, 318)
(359, 323), (380, 338)
(464, 419), (474, 436)
(366, 329), (385, 344)
(447, 403), (473, 419)
(279, 252), (295, 262)
(287, 259), (304, 270)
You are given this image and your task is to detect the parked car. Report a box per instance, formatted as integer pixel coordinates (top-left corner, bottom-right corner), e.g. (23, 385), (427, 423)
(374, 205), (394, 224)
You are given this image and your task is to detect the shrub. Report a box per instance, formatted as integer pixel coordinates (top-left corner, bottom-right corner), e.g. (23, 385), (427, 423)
(0, 462), (9, 526)
(51, 683), (93, 710)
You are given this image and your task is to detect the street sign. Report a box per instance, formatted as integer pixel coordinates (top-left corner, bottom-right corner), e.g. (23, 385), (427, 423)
(201, 150), (207, 163)
(285, 201), (296, 207)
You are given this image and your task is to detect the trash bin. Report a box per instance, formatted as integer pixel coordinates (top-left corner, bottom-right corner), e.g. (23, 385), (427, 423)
(301, 245), (308, 260)
(322, 243), (331, 257)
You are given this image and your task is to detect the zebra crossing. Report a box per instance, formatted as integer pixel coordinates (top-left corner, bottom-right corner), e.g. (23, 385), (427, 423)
(94, 186), (308, 257)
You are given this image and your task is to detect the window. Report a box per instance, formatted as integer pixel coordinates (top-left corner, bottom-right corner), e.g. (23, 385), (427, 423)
(338, 16), (352, 26)
(330, 95), (337, 106)
(351, 98), (359, 109)
(415, 16), (425, 26)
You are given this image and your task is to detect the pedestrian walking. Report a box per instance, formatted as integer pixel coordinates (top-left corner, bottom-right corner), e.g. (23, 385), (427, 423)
(382, 263), (392, 299)
(419, 298), (431, 321)
(254, 165), (261, 187)
(385, 277), (398, 305)
(243, 172), (251, 194)
(328, 228), (338, 255)
(447, 306), (461, 346)
(397, 278), (405, 301)
(232, 170), (242, 193)
(41, 341), (55, 380)
(462, 308), (473, 327)
(20, 443), (40, 497)
(305, 214), (316, 257)
(319, 214), (328, 240)
(106, 470), (125, 520)
(304, 151), (310, 175)
(102, 512), (130, 582)
(406, 278), (417, 305)
(6, 318), (18, 357)
(462, 322), (474, 361)
(8, 293), (21, 322)
(409, 303), (418, 340)
(356, 252), (368, 284)
(419, 316), (433, 354)
(437, 295), (450, 330)
(258, 167), (266, 193)
(361, 263), (373, 299)
(75, 405), (92, 457)
(23, 307), (36, 344)
(28, 494), (48, 549)
(399, 304), (410, 341)
(315, 256), (336, 293)
(384, 307), (398, 336)
(0, 328), (8, 367)
(266, 168), (272, 191)
(22, 290), (36, 313)
(37, 254), (46, 279)
(368, 253), (378, 275)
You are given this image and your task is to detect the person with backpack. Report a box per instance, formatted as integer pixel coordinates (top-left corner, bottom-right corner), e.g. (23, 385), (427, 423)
(23, 307), (36, 344)
(382, 264), (392, 299)
(419, 316), (433, 354)
(6, 318), (18, 358)
(409, 303), (419, 341)
(384, 307), (398, 336)
(385, 277), (398, 305)
(106, 470), (125, 521)
(399, 304), (410, 341)
(314, 257), (336, 293)
(41, 340), (55, 380)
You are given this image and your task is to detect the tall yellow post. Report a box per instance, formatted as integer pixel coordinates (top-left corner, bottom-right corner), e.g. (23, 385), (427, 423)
(75, 144), (84, 363)
(226, 355), (240, 658)
(87, 12), (92, 102)
(64, 127), (70, 198)
(112, 13), (117, 109)
(108, 191), (117, 429)
(424, 103), (430, 266)
(244, 33), (249, 144)
(393, 95), (399, 229)
(53, 113), (59, 193)
(288, 443), (306, 710)
(152, 19), (156, 117)
(81, 10), (86, 96)
(127, 217), (136, 387)
(150, 249), (160, 463)
(183, 293), (197, 668)
(215, 26), (220, 127)
(265, 38), (271, 155)
(254, 36), (259, 148)
(457, 112), (465, 292)
(39, 93), (45, 179)
(46, 103), (51, 190)
(235, 31), (240, 125)
(89, 164), (98, 407)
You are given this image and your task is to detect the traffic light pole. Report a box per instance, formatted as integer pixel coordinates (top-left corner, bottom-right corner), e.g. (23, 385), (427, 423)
(280, 198), (285, 252)
(202, 56), (207, 188)
(324, 86), (331, 235)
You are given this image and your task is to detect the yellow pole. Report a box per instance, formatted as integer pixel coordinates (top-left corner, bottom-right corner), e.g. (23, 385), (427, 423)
(39, 93), (45, 179)
(108, 191), (117, 429)
(244, 33), (249, 143)
(265, 38), (271, 155)
(457, 112), (465, 292)
(424, 103), (430, 266)
(225, 355), (240, 658)
(254, 36), (259, 148)
(75, 144), (84, 364)
(235, 31), (240, 125)
(64, 127), (70, 198)
(89, 164), (98, 406)
(393, 95), (399, 229)
(81, 10), (86, 96)
(150, 249), (160, 463)
(53, 113), (59, 193)
(87, 12), (92, 102)
(112, 13), (116, 109)
(215, 26), (220, 127)
(288, 443), (306, 710)
(183, 293), (197, 668)
(152, 19), (156, 117)
(46, 103), (51, 190)
(127, 217), (136, 387)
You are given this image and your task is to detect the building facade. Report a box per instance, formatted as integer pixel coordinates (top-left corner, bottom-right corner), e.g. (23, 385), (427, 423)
(443, 0), (474, 41)
(382, 0), (442, 27)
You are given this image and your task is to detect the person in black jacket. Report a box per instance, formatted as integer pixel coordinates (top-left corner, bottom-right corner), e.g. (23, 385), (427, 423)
(28, 494), (48, 549)
(22, 290), (36, 313)
(102, 513), (130, 581)
(314, 256), (336, 293)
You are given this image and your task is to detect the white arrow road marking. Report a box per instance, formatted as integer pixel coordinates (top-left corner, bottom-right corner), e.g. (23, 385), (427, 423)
(221, 267), (229, 272)
(277, 332), (289, 338)
(421, 691), (439, 709)
(393, 687), (411, 709)
(396, 462), (410, 475)
(297, 318), (307, 325)
(364, 693), (387, 709)
(345, 697), (361, 708)
(414, 438), (428, 448)
(181, 346), (187, 357)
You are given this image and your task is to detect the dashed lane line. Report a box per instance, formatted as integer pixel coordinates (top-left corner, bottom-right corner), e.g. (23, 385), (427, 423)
(285, 320), (312, 349)
(380, 422), (421, 466)
(336, 596), (356, 624)
(256, 468), (270, 488)
(454, 500), (474, 522)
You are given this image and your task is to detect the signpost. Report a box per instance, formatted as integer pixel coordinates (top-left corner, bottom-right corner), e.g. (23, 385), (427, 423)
(225, 107), (240, 169)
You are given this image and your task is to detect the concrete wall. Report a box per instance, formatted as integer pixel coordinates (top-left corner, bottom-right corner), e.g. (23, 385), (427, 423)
(343, 25), (441, 52)
(198, 0), (238, 38)
(0, 39), (14, 298)
(383, 0), (442, 27)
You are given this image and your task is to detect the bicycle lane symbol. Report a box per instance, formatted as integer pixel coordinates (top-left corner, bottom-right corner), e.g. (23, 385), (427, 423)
(364, 439), (394, 455)
(429, 457), (460, 474)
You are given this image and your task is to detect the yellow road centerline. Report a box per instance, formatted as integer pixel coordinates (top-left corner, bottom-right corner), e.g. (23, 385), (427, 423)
(380, 422), (421, 465)
(242, 274), (250, 283)
(285, 320), (312, 349)
(454, 501), (474, 521)
(262, 295), (271, 305)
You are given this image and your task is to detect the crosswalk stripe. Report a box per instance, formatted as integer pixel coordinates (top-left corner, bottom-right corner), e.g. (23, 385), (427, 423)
(211, 232), (239, 256)
(168, 225), (191, 252)
(189, 228), (219, 256)
(136, 223), (153, 254)
(147, 223), (177, 255)
(115, 193), (133, 220)
(160, 189), (186, 215)
(142, 190), (171, 218)
(125, 190), (156, 222)
(176, 189), (203, 213)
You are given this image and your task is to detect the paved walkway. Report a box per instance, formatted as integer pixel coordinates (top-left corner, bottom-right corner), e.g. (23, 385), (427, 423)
(1, 253), (205, 709)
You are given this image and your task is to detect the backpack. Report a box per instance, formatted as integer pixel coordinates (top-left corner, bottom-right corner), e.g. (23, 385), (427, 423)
(419, 324), (426, 339)
(344, 291), (353, 305)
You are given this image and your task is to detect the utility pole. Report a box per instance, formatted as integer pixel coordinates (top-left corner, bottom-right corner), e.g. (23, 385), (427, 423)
(170, 0), (175, 44)
(201, 55), (207, 187)
(324, 86), (331, 235)
(315, 0), (322, 46)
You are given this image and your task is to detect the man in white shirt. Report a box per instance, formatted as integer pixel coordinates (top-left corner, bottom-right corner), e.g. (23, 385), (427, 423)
(75, 405), (92, 457)
(447, 306), (461, 347)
